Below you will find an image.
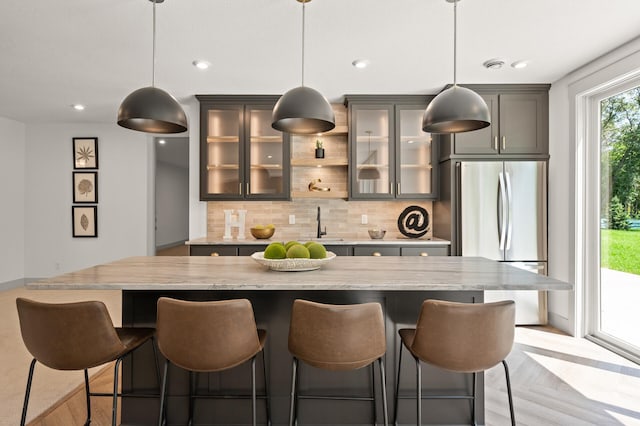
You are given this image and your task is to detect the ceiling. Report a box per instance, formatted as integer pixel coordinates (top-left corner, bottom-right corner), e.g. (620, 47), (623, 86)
(1, 0), (639, 126)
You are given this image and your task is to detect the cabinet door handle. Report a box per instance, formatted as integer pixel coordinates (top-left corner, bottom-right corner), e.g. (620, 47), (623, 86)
(389, 182), (393, 195)
(502, 136), (506, 150)
(372, 252), (382, 257)
(420, 252), (429, 257)
(397, 182), (401, 195)
(246, 182), (250, 194)
(210, 252), (219, 257)
(238, 183), (242, 195)
(494, 136), (498, 151)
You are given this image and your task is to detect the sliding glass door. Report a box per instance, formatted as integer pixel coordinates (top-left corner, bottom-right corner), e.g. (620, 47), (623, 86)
(592, 82), (640, 358)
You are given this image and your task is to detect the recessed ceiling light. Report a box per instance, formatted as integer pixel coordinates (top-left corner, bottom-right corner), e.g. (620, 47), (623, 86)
(511, 60), (529, 69)
(158, 139), (166, 145)
(192, 60), (210, 70)
(352, 59), (370, 69)
(483, 59), (505, 70)
(72, 104), (85, 111)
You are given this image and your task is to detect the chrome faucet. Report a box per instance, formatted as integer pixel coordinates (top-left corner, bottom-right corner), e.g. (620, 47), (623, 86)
(316, 206), (327, 238)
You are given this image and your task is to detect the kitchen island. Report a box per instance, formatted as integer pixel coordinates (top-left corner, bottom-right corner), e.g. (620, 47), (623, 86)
(30, 256), (571, 425)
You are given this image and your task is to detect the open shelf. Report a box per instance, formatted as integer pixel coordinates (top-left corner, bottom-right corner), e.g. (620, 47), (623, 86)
(291, 158), (348, 167)
(207, 136), (239, 143)
(206, 164), (240, 170)
(249, 136), (283, 143)
(291, 190), (348, 199)
(400, 164), (432, 169)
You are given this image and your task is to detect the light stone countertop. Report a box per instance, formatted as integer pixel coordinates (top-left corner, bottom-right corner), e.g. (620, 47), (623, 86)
(186, 236), (451, 246)
(28, 256), (571, 292)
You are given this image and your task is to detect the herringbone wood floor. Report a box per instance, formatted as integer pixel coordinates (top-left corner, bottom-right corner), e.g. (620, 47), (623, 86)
(28, 326), (640, 425)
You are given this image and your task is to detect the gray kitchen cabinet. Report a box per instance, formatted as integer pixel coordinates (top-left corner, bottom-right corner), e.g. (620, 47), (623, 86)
(401, 246), (450, 256)
(196, 95), (290, 201)
(344, 95), (439, 200)
(354, 246), (401, 256)
(189, 245), (238, 256)
(439, 85), (550, 160)
(238, 245), (269, 256)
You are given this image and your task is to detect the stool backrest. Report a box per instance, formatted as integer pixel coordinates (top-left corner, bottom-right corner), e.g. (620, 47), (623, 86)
(411, 299), (515, 373)
(156, 297), (262, 372)
(16, 297), (126, 370)
(288, 299), (386, 371)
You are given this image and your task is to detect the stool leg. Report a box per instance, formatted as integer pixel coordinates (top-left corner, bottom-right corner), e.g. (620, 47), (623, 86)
(472, 372), (477, 425)
(158, 360), (169, 426)
(416, 358), (422, 426)
(251, 356), (257, 426)
(262, 350), (271, 426)
(151, 336), (162, 389)
(393, 343), (403, 426)
(112, 357), (123, 426)
(289, 357), (298, 426)
(502, 360), (516, 426)
(84, 369), (92, 425)
(371, 362), (377, 424)
(188, 371), (195, 426)
(379, 358), (389, 426)
(20, 358), (37, 426)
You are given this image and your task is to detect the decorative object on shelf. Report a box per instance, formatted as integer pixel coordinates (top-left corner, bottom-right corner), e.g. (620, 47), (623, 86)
(117, 0), (187, 134)
(251, 251), (336, 271)
(73, 137), (98, 169)
(358, 131), (381, 180)
(397, 205), (430, 238)
(308, 179), (330, 192)
(315, 139), (325, 158)
(368, 228), (386, 239)
(73, 171), (98, 204)
(250, 225), (276, 239)
(271, 0), (335, 134)
(422, 0), (490, 134)
(72, 206), (98, 237)
(223, 209), (247, 240)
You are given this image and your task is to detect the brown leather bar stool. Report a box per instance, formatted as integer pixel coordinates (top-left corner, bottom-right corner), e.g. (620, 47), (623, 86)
(156, 297), (269, 426)
(288, 299), (388, 426)
(16, 297), (158, 426)
(394, 299), (516, 426)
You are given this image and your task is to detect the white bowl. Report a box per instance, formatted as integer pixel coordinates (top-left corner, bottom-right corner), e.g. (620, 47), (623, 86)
(251, 251), (336, 271)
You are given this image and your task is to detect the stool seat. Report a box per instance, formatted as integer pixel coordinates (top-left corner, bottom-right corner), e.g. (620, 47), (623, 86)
(16, 297), (158, 426)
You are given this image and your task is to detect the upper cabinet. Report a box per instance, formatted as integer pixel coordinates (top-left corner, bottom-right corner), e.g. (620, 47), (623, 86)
(196, 95), (290, 201)
(345, 95), (438, 200)
(440, 84), (550, 159)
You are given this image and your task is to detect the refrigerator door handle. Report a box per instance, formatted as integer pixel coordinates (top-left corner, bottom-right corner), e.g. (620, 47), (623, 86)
(505, 171), (513, 251)
(498, 171), (507, 251)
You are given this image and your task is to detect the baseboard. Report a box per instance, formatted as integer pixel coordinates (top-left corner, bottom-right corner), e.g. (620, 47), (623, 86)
(155, 240), (187, 251)
(548, 311), (574, 336)
(0, 277), (27, 291)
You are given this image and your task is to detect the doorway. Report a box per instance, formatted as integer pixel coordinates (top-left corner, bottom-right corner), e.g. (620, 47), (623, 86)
(589, 82), (640, 361)
(154, 137), (189, 256)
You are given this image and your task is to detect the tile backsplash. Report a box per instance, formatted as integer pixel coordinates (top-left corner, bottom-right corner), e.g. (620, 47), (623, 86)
(207, 199), (433, 241)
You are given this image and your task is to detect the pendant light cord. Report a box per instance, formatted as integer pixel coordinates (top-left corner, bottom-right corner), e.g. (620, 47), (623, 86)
(301, 0), (306, 87)
(152, 0), (157, 87)
(453, 0), (457, 86)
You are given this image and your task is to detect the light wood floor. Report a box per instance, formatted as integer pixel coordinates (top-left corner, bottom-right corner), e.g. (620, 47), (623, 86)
(27, 326), (640, 425)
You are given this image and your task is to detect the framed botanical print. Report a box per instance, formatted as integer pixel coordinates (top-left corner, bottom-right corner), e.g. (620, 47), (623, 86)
(73, 137), (98, 169)
(72, 206), (98, 237)
(73, 171), (98, 203)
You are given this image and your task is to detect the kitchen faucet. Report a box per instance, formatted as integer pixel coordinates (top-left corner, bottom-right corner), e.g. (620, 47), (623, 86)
(316, 206), (327, 239)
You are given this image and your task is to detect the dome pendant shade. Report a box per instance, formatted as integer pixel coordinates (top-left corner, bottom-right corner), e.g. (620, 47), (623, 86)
(117, 86), (188, 134)
(422, 86), (490, 134)
(272, 86), (335, 134)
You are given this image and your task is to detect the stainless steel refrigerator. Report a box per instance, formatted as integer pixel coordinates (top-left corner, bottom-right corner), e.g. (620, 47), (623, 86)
(459, 161), (548, 324)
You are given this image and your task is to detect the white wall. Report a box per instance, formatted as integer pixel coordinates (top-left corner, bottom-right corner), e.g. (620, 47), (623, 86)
(0, 117), (26, 284)
(548, 35), (640, 335)
(156, 161), (189, 247)
(24, 124), (150, 277)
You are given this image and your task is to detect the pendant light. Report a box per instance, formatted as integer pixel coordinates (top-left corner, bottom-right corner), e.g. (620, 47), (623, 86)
(117, 0), (187, 134)
(272, 0), (335, 135)
(358, 131), (381, 180)
(422, 0), (490, 134)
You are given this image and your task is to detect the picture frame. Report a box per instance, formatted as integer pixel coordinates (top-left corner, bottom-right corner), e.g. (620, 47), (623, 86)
(72, 171), (98, 203)
(72, 206), (98, 237)
(73, 137), (98, 169)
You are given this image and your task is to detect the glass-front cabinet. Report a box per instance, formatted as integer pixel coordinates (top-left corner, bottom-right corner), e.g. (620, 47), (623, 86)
(346, 95), (437, 200)
(197, 95), (290, 201)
